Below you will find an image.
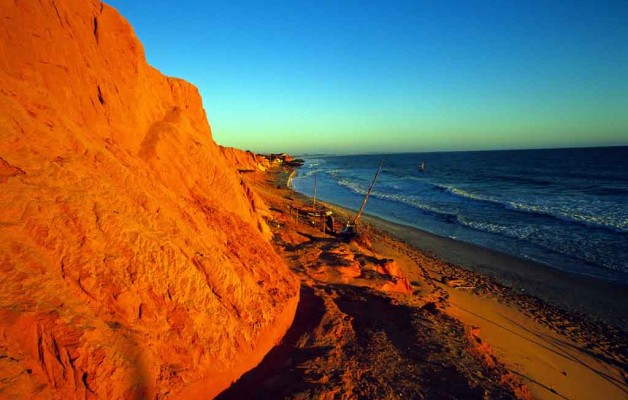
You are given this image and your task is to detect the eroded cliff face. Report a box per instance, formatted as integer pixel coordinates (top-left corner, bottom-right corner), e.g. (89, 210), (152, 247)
(0, 1), (299, 398)
(219, 146), (271, 172)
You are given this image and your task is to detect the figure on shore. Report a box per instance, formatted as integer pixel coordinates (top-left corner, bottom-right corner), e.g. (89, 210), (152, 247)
(326, 214), (335, 234)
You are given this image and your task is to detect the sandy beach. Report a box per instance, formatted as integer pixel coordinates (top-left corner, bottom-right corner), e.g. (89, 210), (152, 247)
(360, 213), (628, 332)
(2, 1), (625, 398)
(220, 166), (628, 400)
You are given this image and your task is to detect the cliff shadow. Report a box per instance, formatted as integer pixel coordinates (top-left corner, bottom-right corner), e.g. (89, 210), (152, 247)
(327, 284), (486, 399)
(216, 284), (326, 399)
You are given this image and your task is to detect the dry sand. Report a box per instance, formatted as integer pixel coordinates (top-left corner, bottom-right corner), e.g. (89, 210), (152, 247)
(219, 167), (627, 400)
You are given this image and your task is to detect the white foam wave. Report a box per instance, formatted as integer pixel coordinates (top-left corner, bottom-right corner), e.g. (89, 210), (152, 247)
(336, 179), (457, 218)
(506, 201), (627, 232)
(435, 183), (627, 232)
(456, 216), (534, 239)
(330, 170), (627, 233)
(457, 215), (626, 272)
(303, 158), (326, 168)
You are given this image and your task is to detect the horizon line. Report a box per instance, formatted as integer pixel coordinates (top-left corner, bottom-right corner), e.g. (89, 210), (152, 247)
(244, 143), (627, 157)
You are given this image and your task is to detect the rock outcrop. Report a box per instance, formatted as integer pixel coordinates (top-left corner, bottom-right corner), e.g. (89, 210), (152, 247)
(219, 146), (271, 172)
(0, 1), (299, 398)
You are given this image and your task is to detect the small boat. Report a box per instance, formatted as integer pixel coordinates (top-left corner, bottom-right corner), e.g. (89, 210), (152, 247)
(290, 204), (332, 218)
(307, 210), (333, 218)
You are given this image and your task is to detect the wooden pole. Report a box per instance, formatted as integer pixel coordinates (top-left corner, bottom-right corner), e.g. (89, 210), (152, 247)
(312, 173), (317, 209)
(287, 170), (296, 190)
(352, 159), (383, 226)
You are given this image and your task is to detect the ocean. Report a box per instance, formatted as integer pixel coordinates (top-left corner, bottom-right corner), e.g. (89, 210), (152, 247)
(291, 146), (628, 285)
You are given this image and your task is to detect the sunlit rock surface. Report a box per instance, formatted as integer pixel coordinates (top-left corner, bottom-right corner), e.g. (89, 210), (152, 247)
(0, 1), (299, 398)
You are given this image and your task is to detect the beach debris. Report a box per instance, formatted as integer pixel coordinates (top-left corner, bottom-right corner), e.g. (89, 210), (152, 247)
(290, 204), (332, 218)
(340, 222), (356, 238)
(441, 276), (467, 288)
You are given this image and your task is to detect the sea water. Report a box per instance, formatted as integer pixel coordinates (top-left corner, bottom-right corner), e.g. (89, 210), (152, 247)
(291, 146), (628, 284)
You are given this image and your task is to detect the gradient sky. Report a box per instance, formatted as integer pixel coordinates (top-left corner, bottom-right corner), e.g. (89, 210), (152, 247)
(107, 0), (628, 154)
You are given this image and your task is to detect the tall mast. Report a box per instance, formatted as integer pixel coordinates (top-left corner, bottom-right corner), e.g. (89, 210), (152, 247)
(313, 173), (317, 208)
(352, 159), (383, 225)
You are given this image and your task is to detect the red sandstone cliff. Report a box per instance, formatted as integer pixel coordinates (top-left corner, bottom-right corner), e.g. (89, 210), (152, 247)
(0, 1), (299, 398)
(219, 146), (271, 173)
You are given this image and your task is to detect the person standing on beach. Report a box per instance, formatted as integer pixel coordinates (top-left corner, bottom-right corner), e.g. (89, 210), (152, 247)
(326, 215), (335, 234)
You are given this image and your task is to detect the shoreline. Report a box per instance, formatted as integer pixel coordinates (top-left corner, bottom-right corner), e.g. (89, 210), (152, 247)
(361, 213), (628, 331)
(229, 166), (628, 399)
(290, 184), (628, 333)
(291, 152), (628, 286)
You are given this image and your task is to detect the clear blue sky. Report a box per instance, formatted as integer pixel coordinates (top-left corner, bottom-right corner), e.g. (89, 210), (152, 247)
(107, 0), (628, 154)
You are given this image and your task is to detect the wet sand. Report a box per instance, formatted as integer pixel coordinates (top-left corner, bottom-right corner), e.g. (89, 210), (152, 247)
(359, 212), (628, 333)
(220, 167), (627, 400)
